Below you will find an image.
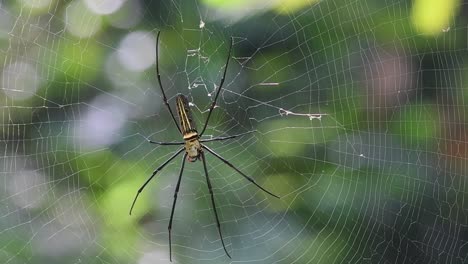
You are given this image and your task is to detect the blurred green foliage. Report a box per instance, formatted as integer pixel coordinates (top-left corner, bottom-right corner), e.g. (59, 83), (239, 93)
(1, 0), (467, 263)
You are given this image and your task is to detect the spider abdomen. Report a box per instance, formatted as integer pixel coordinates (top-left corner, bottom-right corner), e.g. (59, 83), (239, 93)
(175, 94), (197, 135)
(175, 94), (201, 161)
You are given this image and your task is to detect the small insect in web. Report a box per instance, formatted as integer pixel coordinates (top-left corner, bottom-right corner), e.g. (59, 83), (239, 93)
(129, 32), (280, 261)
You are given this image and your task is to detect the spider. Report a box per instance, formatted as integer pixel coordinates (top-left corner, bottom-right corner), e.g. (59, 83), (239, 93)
(129, 32), (279, 261)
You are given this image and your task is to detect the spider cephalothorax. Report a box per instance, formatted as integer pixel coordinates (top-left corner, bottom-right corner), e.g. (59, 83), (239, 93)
(129, 31), (279, 262)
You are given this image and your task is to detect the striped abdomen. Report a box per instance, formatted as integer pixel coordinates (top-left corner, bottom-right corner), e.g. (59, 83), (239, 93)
(176, 94), (198, 140)
(176, 94), (201, 161)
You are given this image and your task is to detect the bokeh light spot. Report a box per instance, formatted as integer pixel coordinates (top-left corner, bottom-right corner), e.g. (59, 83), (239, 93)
(117, 31), (156, 72)
(108, 0), (142, 29)
(7, 170), (48, 210)
(19, 0), (53, 12)
(75, 94), (128, 149)
(65, 0), (102, 38)
(84, 0), (125, 15)
(1, 61), (40, 100)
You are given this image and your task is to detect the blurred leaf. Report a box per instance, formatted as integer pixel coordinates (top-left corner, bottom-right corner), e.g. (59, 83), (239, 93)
(411, 0), (460, 36)
(289, 229), (347, 263)
(251, 52), (291, 91)
(69, 149), (152, 217)
(391, 104), (440, 145)
(202, 0), (249, 8)
(261, 172), (299, 212)
(258, 114), (338, 156)
(98, 181), (141, 261)
(39, 38), (104, 103)
(274, 0), (320, 14)
(58, 39), (103, 81)
(202, 0), (321, 15)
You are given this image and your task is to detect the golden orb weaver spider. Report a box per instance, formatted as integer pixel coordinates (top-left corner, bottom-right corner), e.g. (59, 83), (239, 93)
(129, 32), (280, 261)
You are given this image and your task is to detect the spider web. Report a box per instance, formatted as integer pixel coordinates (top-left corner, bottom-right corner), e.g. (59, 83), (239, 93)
(1, 0), (467, 263)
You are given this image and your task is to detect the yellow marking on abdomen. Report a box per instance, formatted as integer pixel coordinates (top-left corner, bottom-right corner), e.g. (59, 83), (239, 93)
(183, 131), (198, 140)
(175, 95), (198, 135)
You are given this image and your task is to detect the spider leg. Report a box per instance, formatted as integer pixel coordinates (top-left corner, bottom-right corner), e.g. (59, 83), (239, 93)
(200, 151), (232, 259)
(200, 130), (256, 143)
(156, 31), (182, 134)
(168, 152), (188, 262)
(202, 145), (279, 199)
(129, 148), (185, 215)
(148, 140), (184, 145)
(199, 37), (234, 136)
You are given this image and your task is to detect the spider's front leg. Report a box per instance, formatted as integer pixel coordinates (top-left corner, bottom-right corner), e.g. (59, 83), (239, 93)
(200, 130), (256, 143)
(148, 140), (184, 145)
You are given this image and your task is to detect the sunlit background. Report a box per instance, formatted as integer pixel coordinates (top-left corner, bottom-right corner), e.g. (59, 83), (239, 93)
(1, 0), (468, 263)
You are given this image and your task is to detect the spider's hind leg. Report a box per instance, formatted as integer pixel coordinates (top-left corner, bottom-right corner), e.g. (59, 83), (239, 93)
(200, 151), (232, 258)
